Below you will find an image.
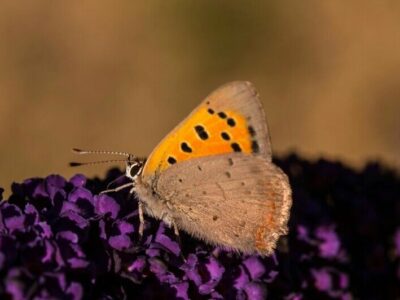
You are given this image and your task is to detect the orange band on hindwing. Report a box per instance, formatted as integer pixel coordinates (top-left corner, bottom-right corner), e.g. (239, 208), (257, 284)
(254, 196), (277, 253)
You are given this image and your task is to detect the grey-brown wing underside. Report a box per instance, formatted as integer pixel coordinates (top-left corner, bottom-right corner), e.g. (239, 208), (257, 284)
(153, 153), (292, 255)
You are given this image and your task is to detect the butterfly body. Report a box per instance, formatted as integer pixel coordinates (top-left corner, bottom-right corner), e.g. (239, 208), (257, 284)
(129, 81), (292, 256)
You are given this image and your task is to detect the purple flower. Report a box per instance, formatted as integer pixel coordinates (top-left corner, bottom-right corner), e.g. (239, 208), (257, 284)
(0, 157), (398, 299)
(244, 281), (267, 300)
(394, 228), (400, 257)
(69, 174), (87, 188)
(153, 223), (181, 256)
(315, 226), (341, 259)
(108, 220), (135, 250)
(311, 268), (332, 291)
(0, 203), (25, 233)
(94, 194), (120, 219)
(243, 256), (266, 280)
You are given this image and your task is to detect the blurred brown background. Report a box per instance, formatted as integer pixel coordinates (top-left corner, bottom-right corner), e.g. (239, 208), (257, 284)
(0, 1), (399, 194)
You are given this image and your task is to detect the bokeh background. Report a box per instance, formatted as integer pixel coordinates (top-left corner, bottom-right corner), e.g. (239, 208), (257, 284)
(1, 1), (399, 195)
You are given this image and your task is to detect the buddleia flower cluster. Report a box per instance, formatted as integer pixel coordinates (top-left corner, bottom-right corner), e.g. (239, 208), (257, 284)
(0, 155), (399, 299)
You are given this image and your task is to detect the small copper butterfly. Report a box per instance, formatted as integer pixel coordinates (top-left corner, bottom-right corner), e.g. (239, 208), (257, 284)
(73, 81), (292, 255)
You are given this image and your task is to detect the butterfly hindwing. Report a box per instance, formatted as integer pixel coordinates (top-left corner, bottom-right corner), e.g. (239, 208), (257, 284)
(150, 153), (291, 255)
(142, 81), (272, 179)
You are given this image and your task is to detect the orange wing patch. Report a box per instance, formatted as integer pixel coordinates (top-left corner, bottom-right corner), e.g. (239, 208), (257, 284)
(142, 104), (259, 177)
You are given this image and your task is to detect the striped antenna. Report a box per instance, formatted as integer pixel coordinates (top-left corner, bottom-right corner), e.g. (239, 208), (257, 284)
(72, 148), (131, 157)
(69, 158), (127, 167)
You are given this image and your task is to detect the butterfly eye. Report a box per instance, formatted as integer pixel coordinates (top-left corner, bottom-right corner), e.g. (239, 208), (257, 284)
(127, 163), (142, 179)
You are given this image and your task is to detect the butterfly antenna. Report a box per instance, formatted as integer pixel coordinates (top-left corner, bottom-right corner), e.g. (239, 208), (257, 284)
(69, 159), (127, 167)
(72, 148), (131, 157)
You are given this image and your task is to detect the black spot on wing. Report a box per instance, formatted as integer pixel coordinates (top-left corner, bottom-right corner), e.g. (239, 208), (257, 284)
(221, 132), (230, 141)
(218, 112), (227, 119)
(167, 156), (177, 165)
(227, 118), (236, 127)
(194, 125), (209, 140)
(231, 143), (242, 152)
(251, 140), (260, 153)
(248, 126), (256, 137)
(181, 142), (192, 153)
(207, 108), (215, 114)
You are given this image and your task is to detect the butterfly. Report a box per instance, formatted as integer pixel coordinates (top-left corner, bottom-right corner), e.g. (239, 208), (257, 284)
(74, 81), (292, 256)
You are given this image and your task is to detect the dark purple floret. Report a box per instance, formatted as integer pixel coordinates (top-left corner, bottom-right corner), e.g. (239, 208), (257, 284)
(242, 256), (266, 280)
(394, 228), (400, 257)
(153, 223), (181, 257)
(311, 268), (332, 291)
(1, 203), (25, 233)
(70, 174), (87, 188)
(94, 194), (120, 219)
(315, 226), (341, 259)
(108, 220), (135, 251)
(244, 281), (267, 300)
(197, 256), (225, 294)
(0, 157), (399, 299)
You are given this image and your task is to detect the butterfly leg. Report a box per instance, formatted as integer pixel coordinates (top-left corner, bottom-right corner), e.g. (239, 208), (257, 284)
(159, 211), (180, 241)
(128, 186), (146, 241)
(100, 182), (133, 194)
(138, 200), (145, 238)
(172, 220), (180, 238)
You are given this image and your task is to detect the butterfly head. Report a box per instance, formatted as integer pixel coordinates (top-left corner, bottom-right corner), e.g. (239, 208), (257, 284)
(125, 155), (144, 181)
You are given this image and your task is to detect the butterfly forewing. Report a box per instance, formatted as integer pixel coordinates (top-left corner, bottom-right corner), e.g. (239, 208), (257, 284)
(151, 153), (291, 255)
(142, 81), (272, 179)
